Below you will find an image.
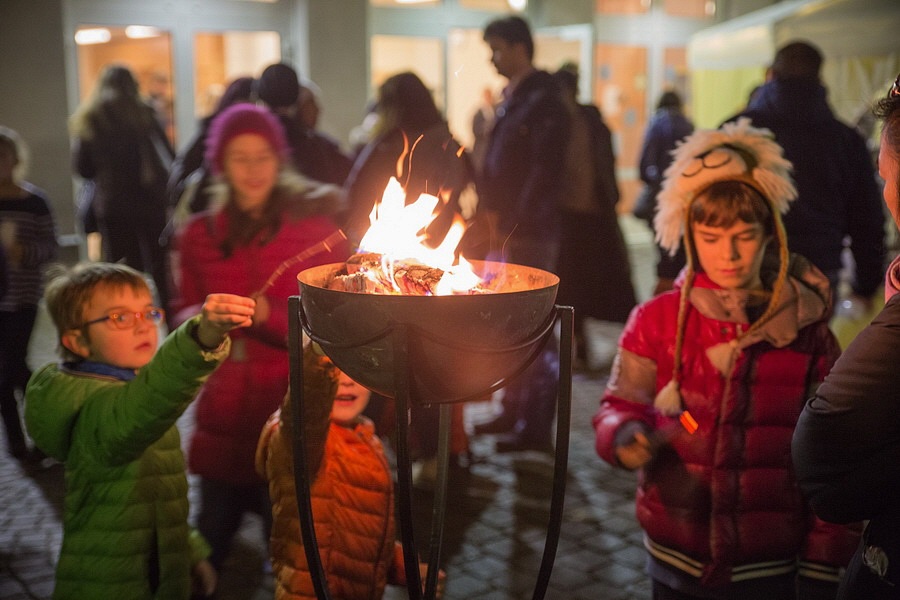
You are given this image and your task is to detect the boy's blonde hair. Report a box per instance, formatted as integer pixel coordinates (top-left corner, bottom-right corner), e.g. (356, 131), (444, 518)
(44, 262), (151, 361)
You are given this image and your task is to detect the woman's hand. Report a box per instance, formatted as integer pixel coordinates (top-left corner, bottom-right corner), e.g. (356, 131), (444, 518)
(251, 294), (270, 326)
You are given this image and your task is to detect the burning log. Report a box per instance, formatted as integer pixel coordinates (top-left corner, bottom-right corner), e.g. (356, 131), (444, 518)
(392, 264), (444, 295)
(326, 252), (487, 296)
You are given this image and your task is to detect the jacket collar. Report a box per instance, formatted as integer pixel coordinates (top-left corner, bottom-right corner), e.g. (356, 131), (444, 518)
(63, 360), (137, 381)
(677, 253), (830, 349)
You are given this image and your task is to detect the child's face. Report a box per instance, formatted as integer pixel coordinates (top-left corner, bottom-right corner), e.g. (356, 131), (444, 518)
(66, 285), (159, 370)
(330, 371), (372, 425)
(692, 219), (771, 290)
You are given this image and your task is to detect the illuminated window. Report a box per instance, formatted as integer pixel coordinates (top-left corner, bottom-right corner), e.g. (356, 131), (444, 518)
(193, 31), (281, 118)
(459, 0), (526, 10)
(370, 35), (444, 104)
(595, 0), (649, 15)
(664, 0), (715, 18)
(370, 0), (441, 6)
(74, 25), (175, 142)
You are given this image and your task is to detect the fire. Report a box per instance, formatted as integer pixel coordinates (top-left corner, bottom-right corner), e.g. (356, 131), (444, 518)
(356, 177), (481, 295)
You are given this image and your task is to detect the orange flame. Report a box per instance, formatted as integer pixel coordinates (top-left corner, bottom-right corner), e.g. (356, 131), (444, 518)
(357, 177), (480, 295)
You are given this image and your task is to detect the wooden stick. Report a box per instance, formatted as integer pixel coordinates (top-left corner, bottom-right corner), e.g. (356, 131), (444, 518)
(252, 229), (347, 298)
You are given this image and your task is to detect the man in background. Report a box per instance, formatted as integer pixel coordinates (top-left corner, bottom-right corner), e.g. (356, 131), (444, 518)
(473, 15), (570, 453)
(731, 40), (884, 310)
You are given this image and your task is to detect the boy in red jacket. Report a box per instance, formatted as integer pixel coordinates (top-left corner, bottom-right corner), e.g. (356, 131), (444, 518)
(593, 119), (859, 599)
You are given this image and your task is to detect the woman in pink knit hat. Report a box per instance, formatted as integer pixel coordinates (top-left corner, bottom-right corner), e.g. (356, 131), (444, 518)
(169, 102), (349, 580)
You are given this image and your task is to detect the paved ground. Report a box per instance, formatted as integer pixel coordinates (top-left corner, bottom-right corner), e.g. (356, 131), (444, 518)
(0, 218), (659, 600)
(0, 365), (651, 599)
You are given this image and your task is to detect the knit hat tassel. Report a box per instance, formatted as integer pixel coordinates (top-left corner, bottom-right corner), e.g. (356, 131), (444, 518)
(706, 340), (740, 377)
(654, 379), (683, 416)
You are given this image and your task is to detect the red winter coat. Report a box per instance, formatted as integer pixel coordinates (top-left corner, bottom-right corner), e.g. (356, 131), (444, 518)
(172, 191), (348, 485)
(593, 259), (859, 589)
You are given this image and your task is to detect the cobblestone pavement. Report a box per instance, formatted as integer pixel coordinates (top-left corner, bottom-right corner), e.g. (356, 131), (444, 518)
(0, 334), (650, 600)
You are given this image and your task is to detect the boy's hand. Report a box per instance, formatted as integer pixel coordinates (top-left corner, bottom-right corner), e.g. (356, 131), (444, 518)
(615, 432), (653, 470)
(191, 558), (217, 597)
(196, 294), (256, 349)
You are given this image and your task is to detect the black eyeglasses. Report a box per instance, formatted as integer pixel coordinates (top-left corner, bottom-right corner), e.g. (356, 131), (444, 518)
(79, 307), (165, 330)
(891, 73), (900, 98)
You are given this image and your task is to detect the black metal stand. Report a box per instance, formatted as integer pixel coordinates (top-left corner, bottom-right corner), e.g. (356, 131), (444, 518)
(289, 296), (574, 599)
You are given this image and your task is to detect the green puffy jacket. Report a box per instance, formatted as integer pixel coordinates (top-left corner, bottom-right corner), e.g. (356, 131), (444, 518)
(24, 317), (229, 600)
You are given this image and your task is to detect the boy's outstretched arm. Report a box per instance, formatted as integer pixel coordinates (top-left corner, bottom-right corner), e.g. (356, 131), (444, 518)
(195, 293), (256, 349)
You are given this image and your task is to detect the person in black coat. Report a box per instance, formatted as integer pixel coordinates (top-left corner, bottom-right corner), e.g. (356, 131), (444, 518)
(70, 64), (174, 312)
(636, 91), (693, 295)
(727, 41), (884, 310)
(792, 75), (900, 600)
(256, 63), (352, 187)
(552, 66), (636, 365)
(166, 76), (255, 216)
(472, 16), (570, 453)
(342, 71), (471, 249)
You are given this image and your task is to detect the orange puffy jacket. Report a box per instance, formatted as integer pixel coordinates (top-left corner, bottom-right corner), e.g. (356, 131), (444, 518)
(256, 352), (406, 599)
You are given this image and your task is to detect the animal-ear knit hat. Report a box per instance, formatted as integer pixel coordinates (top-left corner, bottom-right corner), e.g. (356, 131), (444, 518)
(651, 117), (797, 417)
(204, 102), (289, 176)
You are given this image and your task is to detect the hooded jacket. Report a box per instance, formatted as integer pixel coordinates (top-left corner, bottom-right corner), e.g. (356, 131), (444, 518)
(593, 256), (859, 591)
(23, 318), (228, 599)
(733, 78), (884, 297)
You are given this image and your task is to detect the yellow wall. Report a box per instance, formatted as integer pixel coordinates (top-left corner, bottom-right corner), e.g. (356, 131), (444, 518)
(690, 66), (767, 129)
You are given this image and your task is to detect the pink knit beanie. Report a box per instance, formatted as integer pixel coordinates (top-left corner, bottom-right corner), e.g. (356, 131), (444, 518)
(204, 102), (289, 175)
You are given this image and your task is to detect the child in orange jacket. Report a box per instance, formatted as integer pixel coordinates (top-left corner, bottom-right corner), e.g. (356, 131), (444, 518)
(256, 346), (442, 599)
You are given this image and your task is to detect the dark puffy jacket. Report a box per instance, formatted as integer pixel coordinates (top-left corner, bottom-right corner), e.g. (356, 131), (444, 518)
(732, 78), (884, 297)
(594, 263), (859, 589)
(24, 318), (226, 599)
(478, 69), (570, 241)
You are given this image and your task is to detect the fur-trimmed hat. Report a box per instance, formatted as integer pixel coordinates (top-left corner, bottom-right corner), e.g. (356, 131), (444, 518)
(204, 103), (289, 176)
(654, 118), (796, 255)
(650, 118), (798, 420)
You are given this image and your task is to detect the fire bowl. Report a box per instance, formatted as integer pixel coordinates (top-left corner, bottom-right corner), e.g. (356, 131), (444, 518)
(297, 260), (559, 405)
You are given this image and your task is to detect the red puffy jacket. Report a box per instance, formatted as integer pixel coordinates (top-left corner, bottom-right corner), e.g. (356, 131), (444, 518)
(593, 264), (859, 588)
(173, 196), (348, 485)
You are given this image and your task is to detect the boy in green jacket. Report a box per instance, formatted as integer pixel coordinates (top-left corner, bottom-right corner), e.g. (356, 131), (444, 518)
(24, 262), (255, 599)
